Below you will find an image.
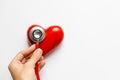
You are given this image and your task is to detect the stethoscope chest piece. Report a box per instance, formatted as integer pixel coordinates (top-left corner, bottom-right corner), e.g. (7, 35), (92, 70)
(29, 26), (45, 43)
(27, 25), (46, 44)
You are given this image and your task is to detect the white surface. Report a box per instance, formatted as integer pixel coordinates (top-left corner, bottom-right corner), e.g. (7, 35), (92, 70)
(0, 0), (120, 80)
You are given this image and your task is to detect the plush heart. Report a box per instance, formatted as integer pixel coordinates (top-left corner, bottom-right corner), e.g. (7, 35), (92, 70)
(27, 25), (64, 56)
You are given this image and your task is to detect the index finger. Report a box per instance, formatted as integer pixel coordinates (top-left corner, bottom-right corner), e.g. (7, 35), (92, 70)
(14, 44), (36, 61)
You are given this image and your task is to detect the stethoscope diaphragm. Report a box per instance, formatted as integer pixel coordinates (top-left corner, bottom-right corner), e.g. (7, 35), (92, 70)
(29, 26), (46, 43)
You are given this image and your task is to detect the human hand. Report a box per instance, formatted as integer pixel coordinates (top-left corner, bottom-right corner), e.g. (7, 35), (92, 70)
(8, 45), (45, 80)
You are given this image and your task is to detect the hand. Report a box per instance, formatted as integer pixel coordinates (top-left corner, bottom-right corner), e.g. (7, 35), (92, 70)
(8, 45), (45, 80)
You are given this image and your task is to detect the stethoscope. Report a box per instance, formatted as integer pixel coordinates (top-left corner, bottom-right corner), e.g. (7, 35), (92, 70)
(27, 25), (45, 80)
(27, 24), (64, 80)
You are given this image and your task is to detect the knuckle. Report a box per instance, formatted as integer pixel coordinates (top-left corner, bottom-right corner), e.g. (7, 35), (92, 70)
(8, 62), (13, 70)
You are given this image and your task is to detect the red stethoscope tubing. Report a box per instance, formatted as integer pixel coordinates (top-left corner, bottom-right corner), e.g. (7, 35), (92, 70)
(35, 44), (40, 80)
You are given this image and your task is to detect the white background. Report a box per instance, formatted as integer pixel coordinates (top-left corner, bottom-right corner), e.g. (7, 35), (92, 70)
(0, 0), (120, 80)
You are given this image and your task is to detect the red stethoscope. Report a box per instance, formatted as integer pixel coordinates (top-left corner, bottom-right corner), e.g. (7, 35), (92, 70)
(27, 25), (64, 80)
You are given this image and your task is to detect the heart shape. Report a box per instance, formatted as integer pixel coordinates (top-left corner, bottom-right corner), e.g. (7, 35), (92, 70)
(27, 25), (64, 56)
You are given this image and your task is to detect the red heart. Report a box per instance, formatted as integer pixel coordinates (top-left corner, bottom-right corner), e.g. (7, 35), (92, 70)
(27, 25), (64, 56)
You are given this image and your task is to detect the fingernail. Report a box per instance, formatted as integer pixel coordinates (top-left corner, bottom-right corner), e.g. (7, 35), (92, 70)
(36, 48), (42, 54)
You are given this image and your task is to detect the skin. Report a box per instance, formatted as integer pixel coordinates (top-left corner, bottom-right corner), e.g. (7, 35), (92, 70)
(8, 44), (45, 80)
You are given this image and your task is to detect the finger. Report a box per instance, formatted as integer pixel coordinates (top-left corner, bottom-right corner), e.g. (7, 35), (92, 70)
(40, 56), (44, 60)
(38, 60), (45, 71)
(38, 56), (44, 62)
(14, 44), (35, 61)
(19, 44), (36, 57)
(21, 56), (31, 64)
(21, 58), (26, 63)
(28, 48), (43, 66)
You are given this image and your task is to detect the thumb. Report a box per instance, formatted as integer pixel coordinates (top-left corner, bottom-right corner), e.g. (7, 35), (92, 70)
(28, 48), (42, 66)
